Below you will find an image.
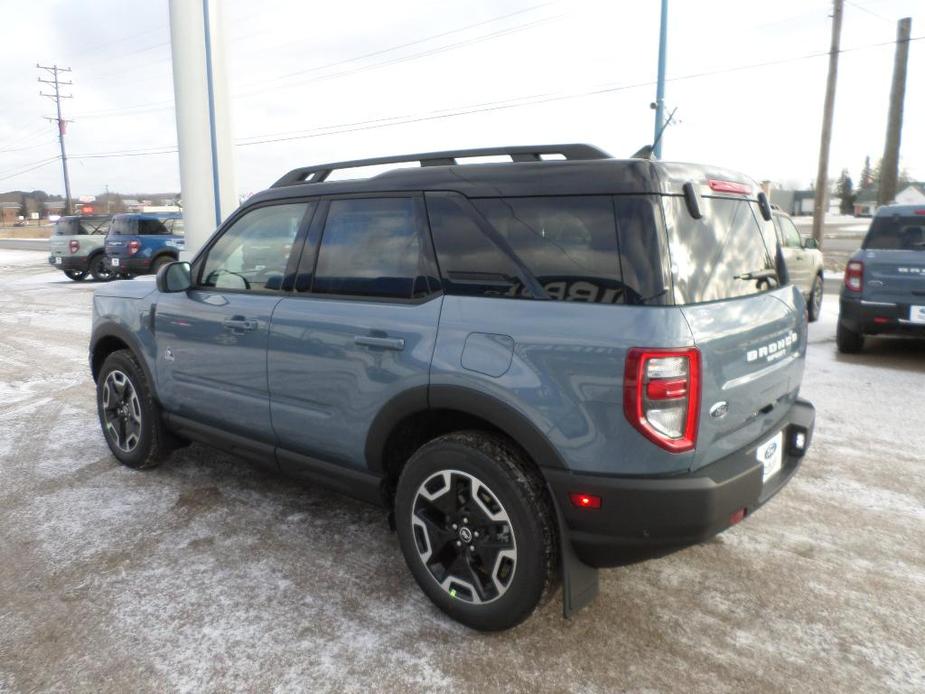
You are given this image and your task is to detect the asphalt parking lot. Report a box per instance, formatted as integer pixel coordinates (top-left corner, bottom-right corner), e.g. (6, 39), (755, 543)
(1, 249), (923, 693)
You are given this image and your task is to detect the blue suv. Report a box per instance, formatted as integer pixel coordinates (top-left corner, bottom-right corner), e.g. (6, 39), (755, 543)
(89, 145), (815, 630)
(104, 211), (184, 277)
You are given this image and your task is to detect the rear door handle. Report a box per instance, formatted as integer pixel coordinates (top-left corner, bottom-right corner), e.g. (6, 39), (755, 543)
(354, 335), (405, 350)
(222, 317), (258, 332)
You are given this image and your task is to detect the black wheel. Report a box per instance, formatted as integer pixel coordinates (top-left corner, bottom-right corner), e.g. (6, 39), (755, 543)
(89, 253), (115, 282)
(64, 269), (88, 281)
(150, 255), (173, 274)
(395, 431), (556, 631)
(96, 349), (172, 469)
(836, 320), (864, 354)
(807, 274), (823, 322)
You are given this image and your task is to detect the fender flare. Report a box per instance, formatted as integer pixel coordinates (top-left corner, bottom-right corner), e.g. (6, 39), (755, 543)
(89, 322), (157, 393)
(364, 384), (567, 475)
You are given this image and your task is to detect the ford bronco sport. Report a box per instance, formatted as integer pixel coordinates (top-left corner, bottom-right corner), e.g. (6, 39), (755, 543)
(771, 207), (825, 322)
(90, 145), (815, 631)
(104, 212), (184, 277)
(837, 203), (925, 352)
(48, 214), (114, 281)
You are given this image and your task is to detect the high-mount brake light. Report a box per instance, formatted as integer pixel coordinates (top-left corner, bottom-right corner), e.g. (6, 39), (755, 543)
(915, 209), (925, 215)
(128, 240), (141, 256)
(623, 347), (701, 453)
(68, 239), (79, 254)
(844, 261), (863, 292)
(707, 179), (752, 195)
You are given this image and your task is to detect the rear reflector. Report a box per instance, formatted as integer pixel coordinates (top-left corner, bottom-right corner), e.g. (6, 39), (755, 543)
(568, 493), (601, 510)
(729, 508), (747, 526)
(873, 316), (891, 324)
(708, 179), (752, 195)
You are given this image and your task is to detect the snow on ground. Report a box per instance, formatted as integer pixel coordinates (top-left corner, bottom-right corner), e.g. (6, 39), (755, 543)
(0, 251), (923, 693)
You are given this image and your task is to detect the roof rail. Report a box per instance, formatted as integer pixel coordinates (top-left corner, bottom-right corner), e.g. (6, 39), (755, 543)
(271, 143), (611, 187)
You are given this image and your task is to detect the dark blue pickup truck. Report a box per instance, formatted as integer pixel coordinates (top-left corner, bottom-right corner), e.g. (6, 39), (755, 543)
(104, 212), (184, 277)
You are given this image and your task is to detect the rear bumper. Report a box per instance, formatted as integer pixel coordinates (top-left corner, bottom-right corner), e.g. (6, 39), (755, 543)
(546, 398), (815, 567)
(839, 294), (925, 336)
(109, 255), (151, 274)
(48, 255), (89, 272)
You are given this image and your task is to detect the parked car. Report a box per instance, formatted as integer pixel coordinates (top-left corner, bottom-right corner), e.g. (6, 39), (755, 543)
(104, 212), (184, 277)
(771, 207), (825, 321)
(90, 145), (815, 631)
(837, 203), (925, 352)
(47, 214), (114, 281)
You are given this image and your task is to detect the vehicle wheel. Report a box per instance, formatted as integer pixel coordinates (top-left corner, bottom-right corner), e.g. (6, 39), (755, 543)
(150, 256), (173, 274)
(807, 274), (823, 323)
(395, 431), (556, 631)
(64, 269), (88, 281)
(836, 321), (864, 354)
(89, 253), (115, 282)
(96, 349), (172, 469)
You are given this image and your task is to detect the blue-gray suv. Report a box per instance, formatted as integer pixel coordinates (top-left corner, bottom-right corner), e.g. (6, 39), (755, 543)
(837, 203), (925, 352)
(89, 145), (815, 630)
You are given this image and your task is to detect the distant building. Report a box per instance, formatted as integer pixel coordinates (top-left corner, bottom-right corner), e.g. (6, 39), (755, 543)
(43, 200), (66, 217)
(853, 183), (925, 216)
(0, 202), (21, 225)
(770, 189), (818, 216)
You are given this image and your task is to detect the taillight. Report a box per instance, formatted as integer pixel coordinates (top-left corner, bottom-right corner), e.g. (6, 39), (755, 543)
(127, 240), (141, 255)
(624, 347), (701, 453)
(844, 261), (863, 292)
(68, 239), (79, 254)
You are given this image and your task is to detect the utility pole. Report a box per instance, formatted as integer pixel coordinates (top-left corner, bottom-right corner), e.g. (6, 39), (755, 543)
(37, 64), (73, 216)
(811, 0), (843, 248)
(878, 17), (912, 206)
(105, 184), (111, 214)
(652, 0), (669, 159)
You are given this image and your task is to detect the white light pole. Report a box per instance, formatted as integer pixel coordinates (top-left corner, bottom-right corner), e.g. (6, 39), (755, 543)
(169, 0), (237, 259)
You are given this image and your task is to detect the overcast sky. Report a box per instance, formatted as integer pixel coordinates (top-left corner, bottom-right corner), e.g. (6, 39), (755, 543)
(0, 0), (922, 198)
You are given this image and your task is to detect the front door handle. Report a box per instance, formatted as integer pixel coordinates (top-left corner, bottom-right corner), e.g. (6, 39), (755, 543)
(222, 316), (258, 332)
(354, 335), (405, 350)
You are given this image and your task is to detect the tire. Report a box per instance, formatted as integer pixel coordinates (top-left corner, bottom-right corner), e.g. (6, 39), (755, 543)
(807, 274), (823, 323)
(150, 255), (173, 274)
(395, 431), (556, 631)
(89, 253), (115, 282)
(64, 269), (88, 281)
(96, 349), (172, 469)
(836, 320), (864, 354)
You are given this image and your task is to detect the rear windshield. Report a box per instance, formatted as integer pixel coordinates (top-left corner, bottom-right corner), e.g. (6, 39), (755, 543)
(663, 196), (777, 304)
(863, 215), (925, 250)
(109, 215), (177, 236)
(54, 217), (109, 236)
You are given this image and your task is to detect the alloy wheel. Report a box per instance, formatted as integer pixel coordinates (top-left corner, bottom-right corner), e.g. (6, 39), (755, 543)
(410, 469), (517, 605)
(101, 370), (142, 452)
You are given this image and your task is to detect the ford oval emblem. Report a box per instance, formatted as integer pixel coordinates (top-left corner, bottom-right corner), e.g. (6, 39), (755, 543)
(764, 441), (778, 460)
(709, 401), (728, 419)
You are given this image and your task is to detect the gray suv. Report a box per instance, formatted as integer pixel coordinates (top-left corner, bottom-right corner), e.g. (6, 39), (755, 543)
(837, 204), (925, 352)
(89, 145), (815, 630)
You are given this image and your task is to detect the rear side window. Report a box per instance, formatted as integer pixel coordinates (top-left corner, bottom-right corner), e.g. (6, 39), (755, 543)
(312, 197), (427, 299)
(109, 217), (136, 236)
(863, 215), (925, 250)
(664, 196), (776, 304)
(138, 217), (170, 235)
(54, 218), (82, 236)
(471, 196), (626, 304)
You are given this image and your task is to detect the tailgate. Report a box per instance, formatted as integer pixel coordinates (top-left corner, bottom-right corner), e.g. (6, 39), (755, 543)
(682, 286), (807, 471)
(105, 236), (133, 259)
(49, 237), (69, 256)
(860, 249), (925, 305)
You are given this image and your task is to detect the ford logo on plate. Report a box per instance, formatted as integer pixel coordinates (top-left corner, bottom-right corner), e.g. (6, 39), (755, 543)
(764, 441), (778, 460)
(709, 401), (728, 419)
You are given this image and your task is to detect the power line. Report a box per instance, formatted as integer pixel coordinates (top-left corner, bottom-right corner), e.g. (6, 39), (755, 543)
(0, 156), (61, 183)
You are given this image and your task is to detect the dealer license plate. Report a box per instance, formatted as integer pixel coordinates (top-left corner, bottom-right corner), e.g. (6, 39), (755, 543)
(756, 430), (784, 483)
(110, 257), (120, 267)
(910, 306), (925, 324)
(55, 257), (62, 265)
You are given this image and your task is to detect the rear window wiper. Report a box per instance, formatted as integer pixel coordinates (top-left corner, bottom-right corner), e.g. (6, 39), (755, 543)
(734, 268), (779, 282)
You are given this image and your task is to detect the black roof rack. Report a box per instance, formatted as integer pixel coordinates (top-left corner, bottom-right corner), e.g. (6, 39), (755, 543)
(271, 144), (611, 188)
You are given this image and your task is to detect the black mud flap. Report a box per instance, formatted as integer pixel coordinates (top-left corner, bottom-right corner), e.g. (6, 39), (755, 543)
(549, 488), (599, 618)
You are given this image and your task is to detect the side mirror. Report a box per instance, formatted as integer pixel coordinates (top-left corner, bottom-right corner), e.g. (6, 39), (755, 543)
(802, 237), (819, 250)
(156, 261), (191, 293)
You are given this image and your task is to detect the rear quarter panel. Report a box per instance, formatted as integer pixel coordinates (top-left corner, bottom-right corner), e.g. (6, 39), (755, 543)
(430, 296), (696, 476)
